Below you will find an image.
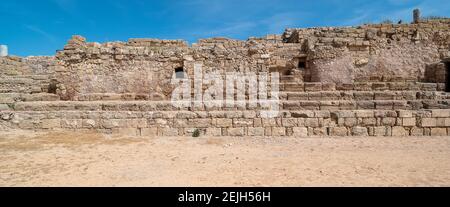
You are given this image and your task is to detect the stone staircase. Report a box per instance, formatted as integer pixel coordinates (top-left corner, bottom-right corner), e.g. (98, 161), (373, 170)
(1, 77), (450, 136)
(0, 74), (60, 104)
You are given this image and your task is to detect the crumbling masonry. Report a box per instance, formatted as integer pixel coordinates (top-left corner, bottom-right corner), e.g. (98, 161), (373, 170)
(1, 11), (450, 136)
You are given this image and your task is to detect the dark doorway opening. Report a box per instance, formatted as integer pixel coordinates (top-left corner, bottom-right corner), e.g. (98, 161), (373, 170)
(47, 79), (58, 94)
(446, 62), (450, 92)
(175, 67), (185, 79)
(298, 61), (306, 69)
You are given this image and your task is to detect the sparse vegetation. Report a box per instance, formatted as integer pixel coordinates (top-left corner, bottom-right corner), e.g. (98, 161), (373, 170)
(381, 19), (393, 24)
(192, 129), (200, 138)
(423, 16), (449, 20)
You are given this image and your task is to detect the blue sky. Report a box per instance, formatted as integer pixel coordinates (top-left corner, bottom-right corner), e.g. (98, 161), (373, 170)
(0, 0), (449, 56)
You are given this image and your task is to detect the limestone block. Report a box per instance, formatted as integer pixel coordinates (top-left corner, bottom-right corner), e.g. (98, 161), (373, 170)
(141, 128), (158, 136)
(248, 127), (265, 136)
(402, 118), (416, 127)
(282, 118), (298, 127)
(344, 118), (358, 127)
(375, 101), (393, 110)
(355, 110), (374, 118)
(233, 118), (254, 127)
(410, 127), (424, 136)
(174, 119), (189, 127)
(262, 118), (278, 127)
(421, 118), (437, 127)
(372, 83), (388, 90)
(374, 91), (395, 100)
(336, 83), (354, 90)
(431, 128), (447, 136)
(389, 82), (408, 90)
(322, 83), (336, 91)
(321, 92), (341, 100)
(292, 127), (308, 137)
(158, 127), (179, 136)
(331, 111), (355, 118)
(214, 118), (233, 127)
(304, 83), (322, 92)
(226, 111), (243, 118)
(320, 118), (336, 127)
(432, 110), (450, 118)
(436, 118), (447, 127)
(82, 119), (97, 128)
(330, 127), (348, 136)
(423, 128), (431, 136)
(227, 128), (245, 136)
(264, 127), (272, 136)
(308, 92), (322, 100)
(374, 110), (397, 118)
(357, 101), (375, 109)
(361, 118), (377, 126)
(61, 119), (82, 129)
(206, 128), (222, 136)
(188, 119), (211, 127)
(253, 118), (262, 127)
(209, 111), (227, 118)
(243, 111), (257, 118)
(42, 119), (61, 129)
(373, 126), (390, 136)
(352, 127), (368, 136)
(18, 120), (36, 129)
(305, 118), (319, 127)
(397, 110), (413, 118)
(339, 101), (356, 110)
(272, 127), (286, 136)
(381, 118), (396, 126)
(313, 127), (328, 136)
(354, 83), (371, 91)
(392, 127), (409, 136)
(315, 111), (331, 118)
(420, 83), (437, 91)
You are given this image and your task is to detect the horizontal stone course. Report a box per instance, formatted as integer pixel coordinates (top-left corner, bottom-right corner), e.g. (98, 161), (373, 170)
(2, 109), (450, 137)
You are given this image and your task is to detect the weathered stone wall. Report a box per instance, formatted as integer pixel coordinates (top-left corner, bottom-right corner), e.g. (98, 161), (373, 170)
(2, 108), (450, 137)
(0, 56), (58, 94)
(51, 18), (450, 100)
(284, 19), (450, 83)
(54, 35), (306, 100)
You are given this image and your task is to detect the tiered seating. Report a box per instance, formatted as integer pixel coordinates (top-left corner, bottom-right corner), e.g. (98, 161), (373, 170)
(1, 77), (450, 137)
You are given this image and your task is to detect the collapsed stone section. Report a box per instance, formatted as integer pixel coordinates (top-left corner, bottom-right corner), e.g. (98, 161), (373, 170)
(284, 19), (450, 83)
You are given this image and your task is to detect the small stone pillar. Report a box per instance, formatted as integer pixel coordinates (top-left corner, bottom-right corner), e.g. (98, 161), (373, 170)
(0, 45), (7, 57)
(413, 9), (421, 23)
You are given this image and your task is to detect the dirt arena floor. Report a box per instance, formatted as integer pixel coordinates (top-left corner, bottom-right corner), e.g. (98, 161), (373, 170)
(1, 130), (449, 187)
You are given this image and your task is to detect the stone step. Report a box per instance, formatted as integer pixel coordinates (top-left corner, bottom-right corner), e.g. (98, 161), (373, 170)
(280, 91), (450, 101)
(69, 90), (450, 102)
(0, 75), (49, 94)
(279, 82), (445, 92)
(2, 109), (449, 137)
(0, 93), (59, 104)
(7, 99), (450, 112)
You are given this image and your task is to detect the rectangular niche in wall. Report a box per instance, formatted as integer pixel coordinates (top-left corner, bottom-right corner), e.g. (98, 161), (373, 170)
(297, 58), (307, 70)
(175, 67), (185, 79)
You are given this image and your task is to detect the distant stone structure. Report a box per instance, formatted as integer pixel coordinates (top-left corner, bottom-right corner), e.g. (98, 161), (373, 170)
(1, 10), (450, 137)
(0, 45), (7, 57)
(413, 9), (421, 23)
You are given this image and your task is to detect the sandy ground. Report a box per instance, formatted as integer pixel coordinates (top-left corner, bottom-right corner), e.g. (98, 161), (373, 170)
(0, 130), (450, 187)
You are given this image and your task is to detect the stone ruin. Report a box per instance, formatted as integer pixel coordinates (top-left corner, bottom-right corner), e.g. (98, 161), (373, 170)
(1, 10), (450, 137)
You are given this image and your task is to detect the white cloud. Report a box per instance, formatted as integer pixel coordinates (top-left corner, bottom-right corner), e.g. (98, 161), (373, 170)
(24, 25), (57, 43)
